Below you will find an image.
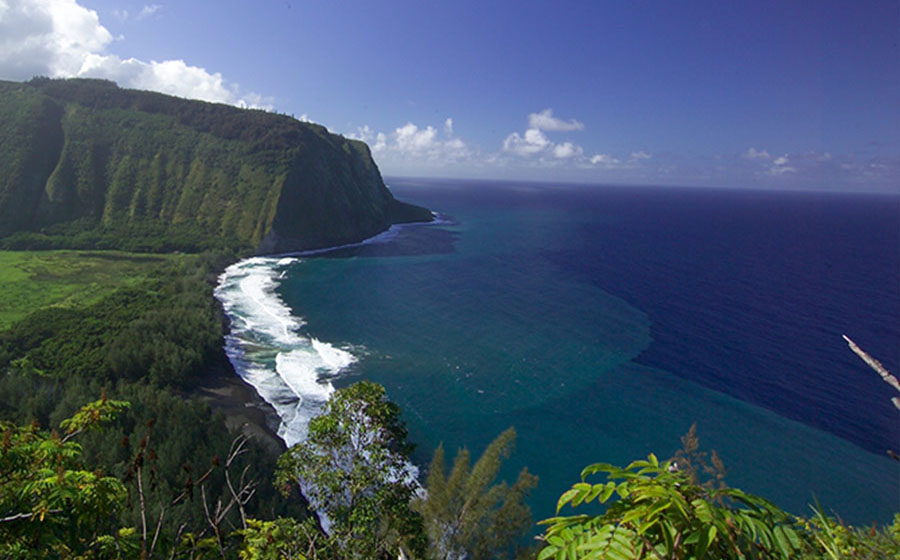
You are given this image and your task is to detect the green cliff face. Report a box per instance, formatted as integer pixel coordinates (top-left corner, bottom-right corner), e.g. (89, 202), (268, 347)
(0, 78), (431, 254)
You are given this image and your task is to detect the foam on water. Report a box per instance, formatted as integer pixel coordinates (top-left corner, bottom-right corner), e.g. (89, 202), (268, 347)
(213, 221), (430, 447)
(215, 257), (356, 446)
(215, 223), (433, 533)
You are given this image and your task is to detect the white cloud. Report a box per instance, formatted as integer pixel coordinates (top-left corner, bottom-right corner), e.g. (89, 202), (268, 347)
(0, 0), (112, 79)
(770, 167), (796, 175)
(589, 153), (622, 168)
(347, 125), (375, 143)
(630, 151), (651, 160)
(742, 147), (771, 160)
(0, 0), (268, 107)
(348, 119), (471, 165)
(396, 122), (439, 152)
(502, 110), (591, 162)
(503, 128), (551, 156)
(528, 108), (585, 131)
(553, 142), (583, 159)
(769, 154), (795, 175)
(137, 4), (161, 20)
(373, 132), (387, 152)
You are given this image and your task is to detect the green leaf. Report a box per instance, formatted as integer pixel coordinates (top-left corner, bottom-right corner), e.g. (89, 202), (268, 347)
(645, 500), (671, 521)
(547, 535), (566, 547)
(693, 525), (711, 559)
(625, 459), (652, 471)
(599, 481), (617, 503)
(692, 498), (713, 523)
(782, 525), (802, 549)
(621, 506), (648, 526)
(772, 525), (798, 558)
(581, 462), (617, 479)
(578, 525), (613, 550)
(636, 517), (658, 536)
(557, 488), (580, 513)
(585, 483), (605, 503)
(661, 521), (675, 553)
(571, 482), (592, 506)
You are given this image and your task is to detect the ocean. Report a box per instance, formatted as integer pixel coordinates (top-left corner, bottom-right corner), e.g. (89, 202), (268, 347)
(215, 178), (900, 526)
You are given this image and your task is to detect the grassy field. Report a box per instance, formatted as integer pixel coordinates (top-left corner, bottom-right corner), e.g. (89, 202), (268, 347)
(0, 250), (187, 330)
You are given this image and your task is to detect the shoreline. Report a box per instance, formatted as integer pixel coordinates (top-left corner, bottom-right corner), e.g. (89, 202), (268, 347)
(194, 347), (287, 457)
(205, 214), (439, 452)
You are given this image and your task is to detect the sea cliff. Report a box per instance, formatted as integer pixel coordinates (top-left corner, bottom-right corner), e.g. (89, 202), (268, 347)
(0, 77), (431, 254)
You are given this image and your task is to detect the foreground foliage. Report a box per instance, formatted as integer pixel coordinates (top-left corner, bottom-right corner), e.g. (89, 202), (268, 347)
(414, 427), (538, 560)
(538, 436), (900, 560)
(236, 517), (328, 560)
(806, 503), (900, 560)
(0, 249), (296, 556)
(275, 381), (425, 560)
(0, 397), (129, 557)
(1, 391), (898, 559)
(0, 398), (306, 559)
(539, 454), (807, 560)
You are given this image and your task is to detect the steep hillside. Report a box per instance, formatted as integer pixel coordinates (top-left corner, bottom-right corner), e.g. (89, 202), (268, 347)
(0, 78), (431, 253)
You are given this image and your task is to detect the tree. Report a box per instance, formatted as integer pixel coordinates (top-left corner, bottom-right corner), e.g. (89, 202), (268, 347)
(236, 517), (328, 560)
(414, 427), (538, 560)
(0, 396), (130, 558)
(538, 454), (808, 560)
(275, 381), (425, 559)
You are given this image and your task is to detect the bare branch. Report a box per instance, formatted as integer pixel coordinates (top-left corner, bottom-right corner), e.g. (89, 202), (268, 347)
(171, 464), (216, 507)
(843, 335), (900, 410)
(225, 434), (250, 469)
(0, 510), (61, 523)
(200, 485), (227, 559)
(167, 522), (188, 560)
(149, 504), (166, 558)
(60, 428), (84, 444)
(225, 435), (252, 529)
(136, 462), (148, 556)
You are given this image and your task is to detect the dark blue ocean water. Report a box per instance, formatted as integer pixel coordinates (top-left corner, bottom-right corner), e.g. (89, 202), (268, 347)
(277, 178), (900, 525)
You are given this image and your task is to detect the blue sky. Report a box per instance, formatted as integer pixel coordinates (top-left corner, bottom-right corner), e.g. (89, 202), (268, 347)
(1, 0), (897, 191)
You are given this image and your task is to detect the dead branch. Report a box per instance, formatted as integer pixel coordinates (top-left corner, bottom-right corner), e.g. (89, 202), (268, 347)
(225, 434), (252, 529)
(843, 335), (900, 410)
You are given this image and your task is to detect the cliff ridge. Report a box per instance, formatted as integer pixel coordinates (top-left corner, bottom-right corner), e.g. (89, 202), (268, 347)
(0, 77), (431, 253)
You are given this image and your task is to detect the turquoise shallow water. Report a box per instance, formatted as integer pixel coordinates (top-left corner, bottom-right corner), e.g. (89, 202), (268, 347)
(263, 179), (899, 526)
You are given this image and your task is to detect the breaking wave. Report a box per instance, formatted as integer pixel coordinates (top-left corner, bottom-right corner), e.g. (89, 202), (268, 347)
(213, 220), (437, 447)
(214, 256), (354, 446)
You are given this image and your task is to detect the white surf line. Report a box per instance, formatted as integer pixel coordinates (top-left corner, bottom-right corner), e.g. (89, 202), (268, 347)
(216, 218), (444, 531)
(215, 215), (443, 446)
(216, 259), (338, 445)
(238, 272), (296, 344)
